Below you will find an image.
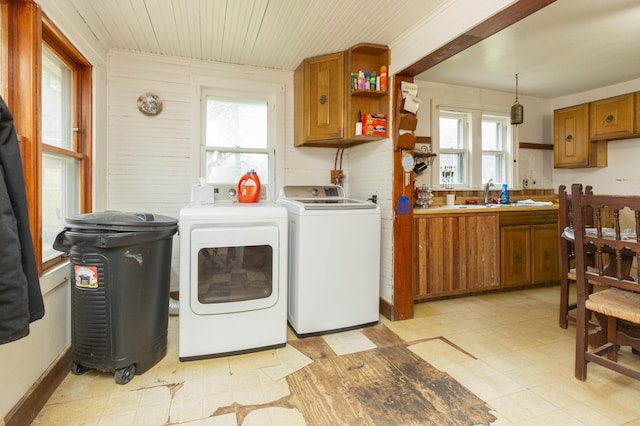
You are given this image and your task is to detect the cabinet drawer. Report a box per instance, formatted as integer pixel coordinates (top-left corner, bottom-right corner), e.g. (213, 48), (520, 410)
(500, 210), (557, 226)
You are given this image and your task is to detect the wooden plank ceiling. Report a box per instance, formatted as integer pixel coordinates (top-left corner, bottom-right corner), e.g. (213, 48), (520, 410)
(59, 0), (448, 70)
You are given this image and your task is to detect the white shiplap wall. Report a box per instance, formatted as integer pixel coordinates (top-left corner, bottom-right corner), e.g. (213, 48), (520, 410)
(105, 49), (352, 290)
(349, 140), (394, 302)
(105, 49), (342, 214)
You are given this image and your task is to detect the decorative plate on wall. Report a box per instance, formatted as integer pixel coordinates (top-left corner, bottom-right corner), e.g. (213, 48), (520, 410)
(137, 93), (163, 116)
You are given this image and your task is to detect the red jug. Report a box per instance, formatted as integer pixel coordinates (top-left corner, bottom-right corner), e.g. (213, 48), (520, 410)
(238, 169), (261, 203)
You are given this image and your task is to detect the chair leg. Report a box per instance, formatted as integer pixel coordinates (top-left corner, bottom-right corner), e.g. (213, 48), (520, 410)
(607, 316), (619, 362)
(575, 304), (589, 381)
(559, 275), (570, 329)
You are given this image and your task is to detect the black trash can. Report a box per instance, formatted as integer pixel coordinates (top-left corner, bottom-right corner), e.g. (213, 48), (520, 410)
(54, 211), (178, 384)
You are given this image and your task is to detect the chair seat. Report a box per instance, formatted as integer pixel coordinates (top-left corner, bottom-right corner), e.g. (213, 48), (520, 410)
(586, 288), (640, 324)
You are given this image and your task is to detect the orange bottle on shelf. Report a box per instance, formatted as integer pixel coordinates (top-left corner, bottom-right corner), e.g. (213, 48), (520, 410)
(380, 65), (388, 92)
(237, 169), (261, 203)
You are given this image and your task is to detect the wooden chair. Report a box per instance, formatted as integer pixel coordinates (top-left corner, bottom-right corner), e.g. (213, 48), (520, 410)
(558, 185), (576, 328)
(558, 185), (596, 329)
(571, 183), (640, 381)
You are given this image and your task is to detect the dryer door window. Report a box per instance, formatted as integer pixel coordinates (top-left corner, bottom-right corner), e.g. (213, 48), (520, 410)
(197, 245), (273, 303)
(189, 225), (279, 315)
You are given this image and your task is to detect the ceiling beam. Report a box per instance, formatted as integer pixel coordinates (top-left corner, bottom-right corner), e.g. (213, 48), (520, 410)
(397, 0), (556, 77)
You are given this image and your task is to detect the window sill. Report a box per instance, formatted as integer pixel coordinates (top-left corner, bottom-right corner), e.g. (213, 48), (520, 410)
(40, 261), (70, 296)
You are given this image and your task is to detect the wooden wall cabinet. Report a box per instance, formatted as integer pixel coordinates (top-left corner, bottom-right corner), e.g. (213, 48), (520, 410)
(294, 43), (389, 148)
(295, 52), (345, 143)
(413, 213), (500, 301)
(590, 93), (635, 140)
(554, 91), (640, 169)
(635, 92), (640, 134)
(500, 210), (559, 288)
(553, 103), (607, 168)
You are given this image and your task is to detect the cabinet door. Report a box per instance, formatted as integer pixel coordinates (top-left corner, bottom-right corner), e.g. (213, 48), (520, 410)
(500, 225), (531, 287)
(590, 93), (635, 140)
(635, 93), (640, 134)
(554, 104), (591, 168)
(531, 224), (560, 284)
(304, 52), (344, 141)
(414, 214), (499, 301)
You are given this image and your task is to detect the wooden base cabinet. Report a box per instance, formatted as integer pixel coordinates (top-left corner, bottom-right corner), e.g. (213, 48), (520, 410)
(500, 211), (560, 288)
(413, 213), (500, 301)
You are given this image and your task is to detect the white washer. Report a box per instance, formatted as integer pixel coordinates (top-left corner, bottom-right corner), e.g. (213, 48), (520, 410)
(277, 186), (380, 335)
(179, 185), (288, 360)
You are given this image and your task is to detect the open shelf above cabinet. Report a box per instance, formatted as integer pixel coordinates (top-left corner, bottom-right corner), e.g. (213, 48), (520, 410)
(294, 43), (389, 148)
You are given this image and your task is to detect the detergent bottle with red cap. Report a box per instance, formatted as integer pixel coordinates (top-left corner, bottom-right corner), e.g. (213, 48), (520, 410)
(237, 169), (261, 203)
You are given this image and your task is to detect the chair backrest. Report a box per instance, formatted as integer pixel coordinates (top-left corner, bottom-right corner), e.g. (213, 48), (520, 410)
(570, 183), (640, 290)
(560, 184), (595, 269)
(558, 185), (576, 270)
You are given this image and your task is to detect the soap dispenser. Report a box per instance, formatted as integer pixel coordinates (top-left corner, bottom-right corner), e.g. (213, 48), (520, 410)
(499, 183), (510, 204)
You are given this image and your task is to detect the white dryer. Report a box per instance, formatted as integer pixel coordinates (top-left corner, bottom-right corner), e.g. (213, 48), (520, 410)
(277, 186), (380, 336)
(179, 185), (288, 360)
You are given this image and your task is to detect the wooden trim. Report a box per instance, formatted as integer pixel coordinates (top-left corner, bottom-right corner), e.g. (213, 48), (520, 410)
(42, 15), (93, 213)
(43, 144), (86, 159)
(379, 298), (393, 321)
(520, 142), (553, 150)
(415, 136), (432, 145)
(391, 75), (415, 321)
(5, 348), (72, 426)
(398, 0), (556, 76)
(2, 0), (43, 272)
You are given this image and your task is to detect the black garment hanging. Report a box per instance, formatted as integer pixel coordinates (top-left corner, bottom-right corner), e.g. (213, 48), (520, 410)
(0, 96), (45, 344)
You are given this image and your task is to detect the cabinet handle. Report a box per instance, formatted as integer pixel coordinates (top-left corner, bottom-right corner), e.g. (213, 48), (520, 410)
(565, 134), (573, 142)
(605, 114), (614, 123)
(544, 250), (551, 258)
(515, 253), (522, 261)
(319, 95), (327, 104)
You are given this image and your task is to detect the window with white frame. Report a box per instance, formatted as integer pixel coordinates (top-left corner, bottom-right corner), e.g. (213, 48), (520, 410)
(435, 105), (513, 189)
(198, 80), (283, 196)
(203, 95), (269, 184)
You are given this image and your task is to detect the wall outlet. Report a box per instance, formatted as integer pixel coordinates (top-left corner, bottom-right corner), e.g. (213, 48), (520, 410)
(330, 169), (344, 185)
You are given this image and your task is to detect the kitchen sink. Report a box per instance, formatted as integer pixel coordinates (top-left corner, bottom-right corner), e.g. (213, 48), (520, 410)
(434, 202), (553, 210)
(435, 204), (493, 210)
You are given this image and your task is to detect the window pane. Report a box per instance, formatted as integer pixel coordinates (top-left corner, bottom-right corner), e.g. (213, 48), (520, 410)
(439, 153), (463, 184)
(482, 121), (501, 150)
(43, 152), (79, 261)
(482, 153), (503, 183)
(205, 97), (267, 149)
(205, 151), (268, 184)
(439, 117), (462, 149)
(42, 48), (72, 149)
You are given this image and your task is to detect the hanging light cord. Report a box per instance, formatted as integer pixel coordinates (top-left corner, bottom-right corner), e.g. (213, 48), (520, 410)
(514, 73), (519, 103)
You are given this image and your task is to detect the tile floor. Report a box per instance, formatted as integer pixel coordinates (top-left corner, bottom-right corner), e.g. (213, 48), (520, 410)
(33, 286), (640, 425)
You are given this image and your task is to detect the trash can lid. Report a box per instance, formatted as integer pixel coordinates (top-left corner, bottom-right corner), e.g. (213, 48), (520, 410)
(64, 211), (178, 232)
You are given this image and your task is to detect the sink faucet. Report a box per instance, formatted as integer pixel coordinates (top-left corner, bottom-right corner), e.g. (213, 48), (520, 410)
(482, 179), (494, 204)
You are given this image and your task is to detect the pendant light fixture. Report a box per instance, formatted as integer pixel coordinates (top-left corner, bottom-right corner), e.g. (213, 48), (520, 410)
(510, 73), (524, 126)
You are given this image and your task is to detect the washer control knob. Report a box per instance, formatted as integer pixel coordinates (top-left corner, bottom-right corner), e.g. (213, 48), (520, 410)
(228, 188), (237, 198)
(311, 187), (319, 197)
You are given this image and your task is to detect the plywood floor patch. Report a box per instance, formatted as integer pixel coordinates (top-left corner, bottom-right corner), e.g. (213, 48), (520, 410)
(213, 324), (495, 424)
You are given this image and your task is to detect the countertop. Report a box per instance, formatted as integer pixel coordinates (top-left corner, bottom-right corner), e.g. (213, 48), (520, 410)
(413, 203), (558, 215)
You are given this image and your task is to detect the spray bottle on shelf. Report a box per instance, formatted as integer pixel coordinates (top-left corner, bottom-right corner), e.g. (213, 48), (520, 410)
(238, 169), (261, 203)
